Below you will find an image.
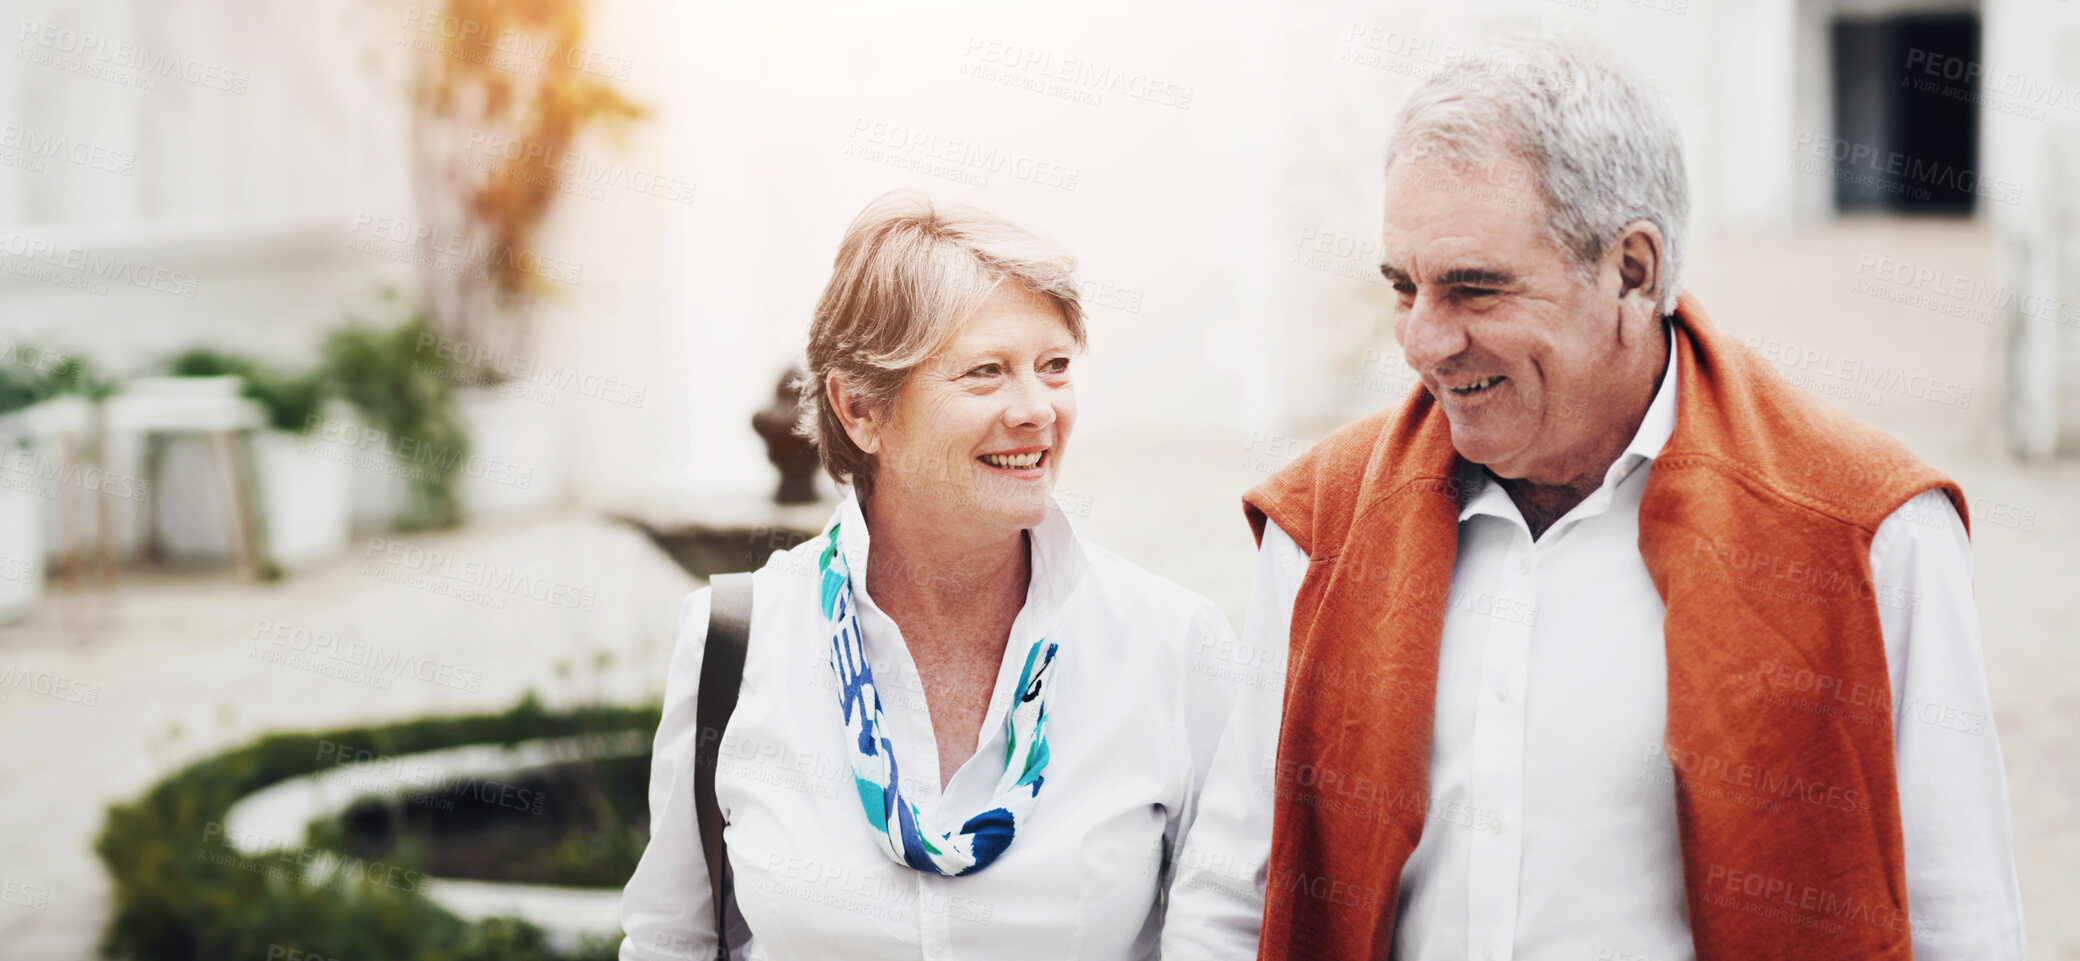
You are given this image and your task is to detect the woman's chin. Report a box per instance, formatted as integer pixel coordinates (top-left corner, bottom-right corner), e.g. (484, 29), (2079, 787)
(962, 485), (1054, 530)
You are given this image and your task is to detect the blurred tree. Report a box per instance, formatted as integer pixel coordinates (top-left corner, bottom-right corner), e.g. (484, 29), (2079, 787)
(408, 0), (648, 379)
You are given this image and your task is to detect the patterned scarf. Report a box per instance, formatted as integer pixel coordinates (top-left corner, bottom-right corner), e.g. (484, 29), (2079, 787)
(818, 525), (1059, 876)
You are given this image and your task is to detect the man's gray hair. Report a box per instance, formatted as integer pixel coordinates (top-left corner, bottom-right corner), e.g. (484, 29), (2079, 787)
(1384, 37), (1689, 315)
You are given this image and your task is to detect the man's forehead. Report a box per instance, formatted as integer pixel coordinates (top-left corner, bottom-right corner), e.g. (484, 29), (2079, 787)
(1380, 163), (1552, 277)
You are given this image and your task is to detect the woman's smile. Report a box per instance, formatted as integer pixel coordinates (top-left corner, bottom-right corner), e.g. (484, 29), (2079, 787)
(978, 447), (1049, 475)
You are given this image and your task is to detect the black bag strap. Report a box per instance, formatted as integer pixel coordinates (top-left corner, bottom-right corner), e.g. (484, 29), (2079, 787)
(695, 572), (753, 961)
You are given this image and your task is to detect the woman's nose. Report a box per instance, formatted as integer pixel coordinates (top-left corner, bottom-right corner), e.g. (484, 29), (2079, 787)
(1004, 373), (1056, 429)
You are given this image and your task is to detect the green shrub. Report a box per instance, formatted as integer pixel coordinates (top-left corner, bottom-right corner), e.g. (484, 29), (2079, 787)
(95, 695), (658, 961)
(166, 348), (331, 435)
(320, 315), (469, 530)
(0, 342), (105, 417)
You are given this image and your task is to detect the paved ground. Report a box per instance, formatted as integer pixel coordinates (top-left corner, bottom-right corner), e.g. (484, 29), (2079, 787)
(0, 223), (2073, 959)
(0, 513), (698, 959)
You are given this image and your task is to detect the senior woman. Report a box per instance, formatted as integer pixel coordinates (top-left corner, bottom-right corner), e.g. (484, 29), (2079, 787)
(619, 190), (1239, 960)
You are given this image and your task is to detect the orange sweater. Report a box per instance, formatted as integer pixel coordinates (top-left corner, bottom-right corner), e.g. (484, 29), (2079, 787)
(1241, 293), (1965, 959)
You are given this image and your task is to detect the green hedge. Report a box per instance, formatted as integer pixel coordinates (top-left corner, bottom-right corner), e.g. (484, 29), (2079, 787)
(95, 695), (659, 961)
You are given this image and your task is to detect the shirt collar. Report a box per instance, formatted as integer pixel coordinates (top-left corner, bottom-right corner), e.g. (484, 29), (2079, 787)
(1459, 321), (1679, 522)
(826, 491), (1091, 630)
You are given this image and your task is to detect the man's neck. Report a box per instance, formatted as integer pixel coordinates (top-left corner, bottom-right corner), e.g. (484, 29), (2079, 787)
(859, 493), (1030, 626)
(1495, 471), (1609, 540)
(1495, 326), (1671, 540)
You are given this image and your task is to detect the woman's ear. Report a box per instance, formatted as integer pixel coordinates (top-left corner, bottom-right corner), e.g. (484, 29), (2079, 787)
(827, 369), (882, 455)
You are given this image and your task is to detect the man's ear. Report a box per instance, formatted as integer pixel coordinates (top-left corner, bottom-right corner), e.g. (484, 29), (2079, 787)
(827, 370), (882, 455)
(1610, 219), (1667, 321)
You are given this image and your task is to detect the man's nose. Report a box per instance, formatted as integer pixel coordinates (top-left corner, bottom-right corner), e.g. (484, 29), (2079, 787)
(1400, 295), (1469, 374)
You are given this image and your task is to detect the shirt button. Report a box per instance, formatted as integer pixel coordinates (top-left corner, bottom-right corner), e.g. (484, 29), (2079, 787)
(1516, 557), (1530, 575)
(1491, 815), (1506, 835)
(1484, 949), (1496, 961)
(1494, 684), (1510, 702)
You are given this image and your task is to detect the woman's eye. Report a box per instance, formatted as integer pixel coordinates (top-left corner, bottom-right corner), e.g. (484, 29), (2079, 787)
(966, 364), (1001, 377)
(1043, 357), (1070, 373)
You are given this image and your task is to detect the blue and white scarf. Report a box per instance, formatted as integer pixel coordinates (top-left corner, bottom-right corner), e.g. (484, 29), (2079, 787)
(819, 525), (1058, 876)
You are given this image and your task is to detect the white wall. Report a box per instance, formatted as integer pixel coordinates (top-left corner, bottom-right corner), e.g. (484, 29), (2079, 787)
(4, 0), (2070, 514)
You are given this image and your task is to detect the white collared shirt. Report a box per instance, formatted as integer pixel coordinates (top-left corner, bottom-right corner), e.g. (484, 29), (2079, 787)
(1165, 337), (2027, 960)
(621, 494), (1239, 961)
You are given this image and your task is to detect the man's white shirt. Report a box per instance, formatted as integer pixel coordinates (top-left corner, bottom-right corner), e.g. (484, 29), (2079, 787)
(1163, 340), (2027, 960)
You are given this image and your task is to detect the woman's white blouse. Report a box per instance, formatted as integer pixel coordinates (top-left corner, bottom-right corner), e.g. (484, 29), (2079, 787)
(619, 495), (1239, 961)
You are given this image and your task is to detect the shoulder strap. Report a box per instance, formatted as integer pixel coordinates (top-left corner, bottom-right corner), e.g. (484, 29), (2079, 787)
(695, 572), (753, 960)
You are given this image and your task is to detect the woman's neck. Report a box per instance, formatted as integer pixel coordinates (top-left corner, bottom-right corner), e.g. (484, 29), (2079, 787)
(859, 493), (1031, 626)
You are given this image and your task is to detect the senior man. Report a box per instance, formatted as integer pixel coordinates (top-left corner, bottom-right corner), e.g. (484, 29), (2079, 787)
(1163, 37), (2024, 961)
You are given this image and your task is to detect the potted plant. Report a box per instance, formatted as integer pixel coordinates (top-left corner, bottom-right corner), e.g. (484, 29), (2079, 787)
(154, 349), (352, 574)
(0, 345), (102, 620)
(401, 0), (647, 520)
(321, 314), (470, 532)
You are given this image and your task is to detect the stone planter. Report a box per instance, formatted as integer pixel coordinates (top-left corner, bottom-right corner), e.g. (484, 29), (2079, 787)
(155, 428), (354, 572)
(454, 385), (565, 520)
(220, 731), (648, 953)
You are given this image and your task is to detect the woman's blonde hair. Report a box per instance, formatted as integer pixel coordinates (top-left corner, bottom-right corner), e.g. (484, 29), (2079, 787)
(798, 190), (1085, 499)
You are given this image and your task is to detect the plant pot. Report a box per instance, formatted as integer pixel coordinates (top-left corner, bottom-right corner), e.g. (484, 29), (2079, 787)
(454, 385), (565, 520)
(154, 429), (353, 572)
(0, 475), (43, 622)
(346, 437), (410, 532)
(0, 397), (95, 617)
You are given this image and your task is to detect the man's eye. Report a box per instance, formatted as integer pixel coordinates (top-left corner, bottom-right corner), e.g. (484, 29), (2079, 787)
(1391, 281), (1417, 296)
(1458, 287), (1500, 299)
